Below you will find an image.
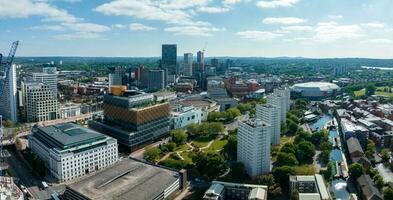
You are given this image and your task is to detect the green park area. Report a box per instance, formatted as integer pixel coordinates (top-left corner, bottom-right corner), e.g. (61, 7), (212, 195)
(354, 86), (393, 97)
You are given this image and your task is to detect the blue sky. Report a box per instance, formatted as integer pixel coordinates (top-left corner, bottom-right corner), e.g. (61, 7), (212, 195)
(1, 0), (393, 58)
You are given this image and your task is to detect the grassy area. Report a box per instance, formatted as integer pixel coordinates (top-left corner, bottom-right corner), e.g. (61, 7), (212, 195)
(176, 144), (189, 152)
(376, 91), (393, 97)
(272, 135), (295, 162)
(354, 89), (365, 97)
(294, 165), (316, 175)
(207, 138), (228, 151)
(180, 151), (193, 163)
(191, 137), (211, 148)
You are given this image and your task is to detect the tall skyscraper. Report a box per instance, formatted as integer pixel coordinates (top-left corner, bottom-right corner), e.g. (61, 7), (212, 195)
(197, 51), (204, 66)
(211, 58), (219, 69)
(237, 119), (272, 177)
(108, 66), (126, 93)
(183, 53), (193, 77)
(162, 44), (177, 75)
(21, 82), (58, 122)
(0, 64), (17, 122)
(273, 87), (291, 112)
(256, 104), (281, 146)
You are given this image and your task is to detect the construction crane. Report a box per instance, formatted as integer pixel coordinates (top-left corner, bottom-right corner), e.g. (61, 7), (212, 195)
(0, 41), (20, 69)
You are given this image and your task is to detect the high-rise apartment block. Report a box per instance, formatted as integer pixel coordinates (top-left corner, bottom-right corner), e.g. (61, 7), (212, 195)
(0, 64), (17, 121)
(29, 123), (118, 182)
(183, 53), (193, 77)
(273, 87), (291, 112)
(267, 94), (287, 123)
(256, 104), (281, 146)
(237, 119), (271, 178)
(21, 82), (58, 122)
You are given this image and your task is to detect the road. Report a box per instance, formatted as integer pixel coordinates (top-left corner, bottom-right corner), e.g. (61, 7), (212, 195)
(224, 113), (249, 132)
(6, 149), (42, 199)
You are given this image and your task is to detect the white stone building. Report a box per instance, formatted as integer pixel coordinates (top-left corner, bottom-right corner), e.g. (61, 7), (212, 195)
(237, 119), (272, 178)
(28, 123), (118, 182)
(171, 106), (202, 129)
(256, 104), (281, 146)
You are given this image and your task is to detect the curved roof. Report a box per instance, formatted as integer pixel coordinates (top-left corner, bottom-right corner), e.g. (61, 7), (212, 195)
(292, 82), (340, 91)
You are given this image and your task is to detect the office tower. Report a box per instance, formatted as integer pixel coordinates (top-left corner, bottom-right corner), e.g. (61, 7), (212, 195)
(29, 123), (118, 182)
(196, 51), (206, 90)
(134, 65), (144, 81)
(140, 68), (165, 91)
(0, 64), (17, 121)
(27, 70), (58, 97)
(108, 66), (126, 93)
(22, 82), (58, 122)
(89, 91), (170, 150)
(237, 119), (271, 177)
(225, 59), (234, 70)
(267, 94), (287, 123)
(256, 104), (281, 146)
(211, 58), (219, 69)
(162, 44), (177, 75)
(333, 65), (348, 76)
(207, 77), (228, 98)
(183, 53), (193, 77)
(197, 51), (204, 65)
(274, 87), (291, 112)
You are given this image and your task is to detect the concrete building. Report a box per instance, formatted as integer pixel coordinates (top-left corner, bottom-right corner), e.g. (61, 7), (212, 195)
(289, 174), (330, 200)
(171, 106), (202, 129)
(27, 71), (58, 97)
(207, 77), (228, 99)
(0, 177), (24, 200)
(0, 64), (17, 121)
(256, 104), (281, 146)
(203, 181), (268, 200)
(89, 91), (170, 150)
(63, 158), (186, 200)
(356, 175), (383, 200)
(60, 103), (81, 119)
(21, 82), (58, 122)
(274, 87), (291, 112)
(140, 68), (166, 92)
(183, 53), (193, 77)
(28, 123), (118, 182)
(237, 119), (271, 177)
(267, 94), (287, 123)
(179, 98), (220, 121)
(162, 44), (177, 75)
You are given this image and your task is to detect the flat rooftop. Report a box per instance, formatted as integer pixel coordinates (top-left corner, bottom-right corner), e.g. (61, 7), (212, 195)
(66, 158), (179, 200)
(34, 123), (107, 150)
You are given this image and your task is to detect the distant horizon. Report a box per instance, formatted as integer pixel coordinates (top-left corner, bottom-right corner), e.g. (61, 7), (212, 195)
(1, 0), (393, 58)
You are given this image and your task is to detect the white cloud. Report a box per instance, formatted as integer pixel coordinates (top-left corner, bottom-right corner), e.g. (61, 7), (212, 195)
(313, 22), (364, 42)
(198, 6), (230, 13)
(112, 24), (126, 29)
(361, 22), (385, 28)
(28, 24), (66, 31)
(235, 31), (282, 40)
(0, 0), (78, 23)
(328, 15), (343, 20)
(281, 25), (312, 31)
(361, 39), (393, 44)
(256, 0), (300, 8)
(164, 26), (223, 36)
(262, 17), (306, 24)
(95, 0), (196, 25)
(129, 23), (156, 31)
(53, 32), (101, 40)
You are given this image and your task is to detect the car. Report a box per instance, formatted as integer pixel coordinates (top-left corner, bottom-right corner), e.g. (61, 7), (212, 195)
(20, 185), (28, 194)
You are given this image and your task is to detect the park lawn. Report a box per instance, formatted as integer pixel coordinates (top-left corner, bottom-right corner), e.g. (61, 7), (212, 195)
(294, 165), (316, 175)
(272, 135), (295, 162)
(207, 138), (228, 151)
(176, 144), (189, 152)
(354, 89), (365, 97)
(180, 151), (193, 163)
(375, 91), (393, 97)
(191, 136), (212, 148)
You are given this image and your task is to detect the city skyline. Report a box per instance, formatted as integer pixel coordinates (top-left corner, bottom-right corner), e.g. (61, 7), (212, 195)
(1, 0), (393, 58)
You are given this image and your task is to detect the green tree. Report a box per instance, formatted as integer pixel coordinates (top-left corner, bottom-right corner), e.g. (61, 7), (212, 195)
(15, 138), (22, 150)
(2, 120), (13, 128)
(224, 135), (237, 160)
(281, 143), (296, 154)
(294, 129), (311, 143)
(291, 190), (299, 200)
(374, 174), (384, 190)
(384, 187), (393, 200)
(230, 162), (246, 181)
(348, 163), (364, 179)
(381, 148), (390, 162)
(365, 83), (376, 96)
(366, 139), (376, 158)
(287, 119), (299, 134)
(237, 103), (253, 114)
(226, 108), (241, 120)
(165, 142), (177, 152)
(143, 147), (162, 163)
(273, 166), (295, 190)
(276, 152), (299, 166)
(296, 141), (316, 164)
(171, 129), (188, 145)
(258, 174), (275, 187)
(194, 152), (227, 180)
